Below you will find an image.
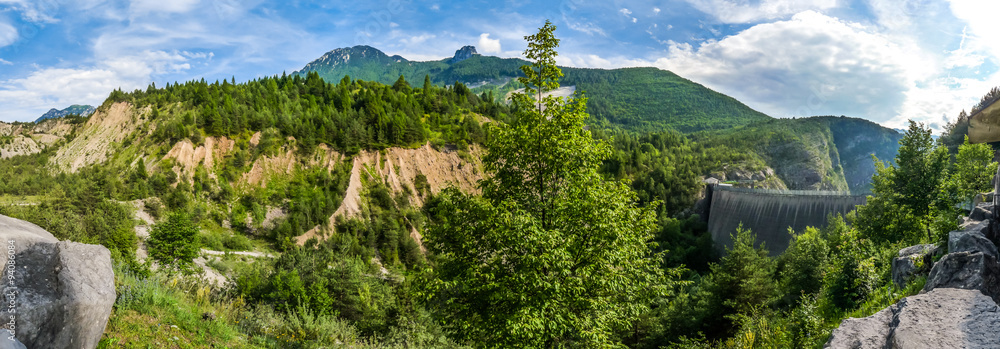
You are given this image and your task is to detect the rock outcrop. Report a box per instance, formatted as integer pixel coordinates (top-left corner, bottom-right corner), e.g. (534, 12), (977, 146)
(450, 45), (479, 63)
(831, 194), (1000, 348)
(0, 215), (116, 349)
(826, 288), (1000, 348)
(891, 244), (937, 288)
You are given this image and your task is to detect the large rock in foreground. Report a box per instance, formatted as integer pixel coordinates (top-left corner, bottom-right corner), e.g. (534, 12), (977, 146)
(825, 288), (1000, 348)
(0, 215), (115, 349)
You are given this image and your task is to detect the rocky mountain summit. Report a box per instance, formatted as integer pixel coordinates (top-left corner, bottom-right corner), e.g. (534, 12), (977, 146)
(34, 104), (95, 123)
(826, 192), (1000, 348)
(449, 45), (479, 63)
(0, 215), (115, 349)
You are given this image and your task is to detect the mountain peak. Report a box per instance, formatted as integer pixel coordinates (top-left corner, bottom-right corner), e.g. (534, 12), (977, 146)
(35, 105), (95, 123)
(300, 45), (402, 72)
(450, 46), (479, 63)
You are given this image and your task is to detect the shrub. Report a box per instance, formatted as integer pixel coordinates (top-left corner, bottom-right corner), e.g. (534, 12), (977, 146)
(147, 212), (200, 267)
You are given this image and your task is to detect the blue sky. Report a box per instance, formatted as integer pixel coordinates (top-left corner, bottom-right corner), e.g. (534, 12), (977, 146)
(0, 0), (996, 132)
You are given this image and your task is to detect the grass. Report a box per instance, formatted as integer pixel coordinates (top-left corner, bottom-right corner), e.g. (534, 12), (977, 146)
(101, 262), (254, 348)
(0, 195), (47, 206)
(101, 256), (382, 349)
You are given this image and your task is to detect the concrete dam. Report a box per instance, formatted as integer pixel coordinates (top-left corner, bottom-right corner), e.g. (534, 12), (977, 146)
(706, 185), (868, 255)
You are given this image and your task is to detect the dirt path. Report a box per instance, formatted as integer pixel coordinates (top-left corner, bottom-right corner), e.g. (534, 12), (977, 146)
(200, 249), (274, 258)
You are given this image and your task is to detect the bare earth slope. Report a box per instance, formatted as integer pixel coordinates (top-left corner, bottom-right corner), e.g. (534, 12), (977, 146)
(296, 143), (483, 245)
(51, 102), (149, 172)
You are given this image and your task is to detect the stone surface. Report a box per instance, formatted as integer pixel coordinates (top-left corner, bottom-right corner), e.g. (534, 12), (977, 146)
(970, 203), (995, 222)
(0, 214), (115, 349)
(923, 251), (1000, 303)
(450, 45), (479, 63)
(892, 244), (937, 288)
(0, 338), (26, 349)
(823, 306), (892, 349)
(949, 227), (998, 258)
(826, 288), (1000, 349)
(889, 289), (1000, 348)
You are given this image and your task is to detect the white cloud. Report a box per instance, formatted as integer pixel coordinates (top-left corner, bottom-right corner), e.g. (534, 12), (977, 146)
(0, 0), (59, 23)
(632, 17), (637, 23)
(684, 0), (839, 23)
(430, 4), (440, 11)
(0, 59), (11, 65)
(654, 11), (925, 123)
(619, 8), (632, 16)
(400, 34), (436, 46)
(654, 7), (661, 14)
(557, 54), (651, 69)
(0, 50), (199, 122)
(948, 1), (1000, 64)
(477, 33), (501, 54)
(129, 0), (201, 14)
(0, 20), (16, 47)
(565, 20), (606, 36)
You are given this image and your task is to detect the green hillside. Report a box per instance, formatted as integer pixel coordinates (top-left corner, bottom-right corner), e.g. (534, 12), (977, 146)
(692, 116), (902, 193)
(295, 46), (772, 132)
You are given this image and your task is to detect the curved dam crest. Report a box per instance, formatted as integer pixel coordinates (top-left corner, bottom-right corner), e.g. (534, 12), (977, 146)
(706, 185), (867, 255)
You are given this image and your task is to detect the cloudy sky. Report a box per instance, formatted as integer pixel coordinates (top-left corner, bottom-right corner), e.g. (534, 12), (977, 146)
(0, 0), (996, 131)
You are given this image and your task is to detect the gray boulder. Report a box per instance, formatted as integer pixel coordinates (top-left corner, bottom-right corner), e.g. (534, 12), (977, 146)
(0, 338), (26, 349)
(826, 288), (1000, 348)
(823, 305), (892, 349)
(948, 226), (998, 258)
(891, 244), (937, 288)
(0, 215), (115, 349)
(923, 251), (1000, 303)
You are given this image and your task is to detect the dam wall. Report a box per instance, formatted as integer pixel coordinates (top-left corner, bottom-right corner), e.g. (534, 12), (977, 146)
(707, 185), (867, 255)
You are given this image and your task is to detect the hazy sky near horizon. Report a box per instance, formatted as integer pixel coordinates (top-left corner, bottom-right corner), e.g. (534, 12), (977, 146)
(0, 0), (996, 131)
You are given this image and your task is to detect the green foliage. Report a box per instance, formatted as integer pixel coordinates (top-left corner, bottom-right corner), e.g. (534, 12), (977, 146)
(706, 226), (777, 335)
(776, 227), (829, 308)
(940, 109), (971, 154)
(425, 23), (679, 348)
(818, 213), (888, 315)
(950, 136), (997, 209)
(299, 46), (772, 133)
(148, 212), (200, 267)
(855, 121), (949, 245)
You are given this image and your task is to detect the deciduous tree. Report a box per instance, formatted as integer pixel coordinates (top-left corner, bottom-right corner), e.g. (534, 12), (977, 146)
(425, 20), (679, 348)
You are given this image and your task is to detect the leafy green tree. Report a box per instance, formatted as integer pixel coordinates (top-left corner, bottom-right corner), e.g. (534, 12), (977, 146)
(855, 121), (949, 245)
(951, 136), (997, 209)
(147, 212), (199, 267)
(776, 227), (829, 307)
(425, 20), (679, 348)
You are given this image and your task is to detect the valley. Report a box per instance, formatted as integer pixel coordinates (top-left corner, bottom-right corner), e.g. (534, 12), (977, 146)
(0, 23), (988, 349)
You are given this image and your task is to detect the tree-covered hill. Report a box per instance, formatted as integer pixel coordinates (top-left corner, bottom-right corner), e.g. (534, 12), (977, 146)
(692, 116), (902, 193)
(295, 45), (772, 132)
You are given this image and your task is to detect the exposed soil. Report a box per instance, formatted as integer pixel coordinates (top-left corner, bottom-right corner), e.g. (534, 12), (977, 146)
(51, 102), (149, 172)
(295, 142), (483, 245)
(240, 149), (298, 188)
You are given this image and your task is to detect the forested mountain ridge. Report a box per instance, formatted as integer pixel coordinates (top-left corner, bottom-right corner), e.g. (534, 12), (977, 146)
(34, 104), (96, 123)
(693, 116), (903, 193)
(0, 58), (905, 347)
(295, 45), (773, 132)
